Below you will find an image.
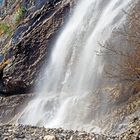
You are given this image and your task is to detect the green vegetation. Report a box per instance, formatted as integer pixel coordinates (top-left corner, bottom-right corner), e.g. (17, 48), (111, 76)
(0, 6), (27, 36)
(0, 23), (12, 36)
(15, 6), (27, 25)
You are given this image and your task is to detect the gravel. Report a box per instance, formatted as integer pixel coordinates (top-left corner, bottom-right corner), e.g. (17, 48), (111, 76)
(0, 122), (139, 140)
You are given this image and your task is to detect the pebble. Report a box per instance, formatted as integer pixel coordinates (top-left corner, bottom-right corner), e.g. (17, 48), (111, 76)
(44, 135), (56, 140)
(0, 123), (139, 140)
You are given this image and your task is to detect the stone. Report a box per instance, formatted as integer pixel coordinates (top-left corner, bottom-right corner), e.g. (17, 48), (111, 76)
(70, 135), (77, 140)
(44, 135), (56, 140)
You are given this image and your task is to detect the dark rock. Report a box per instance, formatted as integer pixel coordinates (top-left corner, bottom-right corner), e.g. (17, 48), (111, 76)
(0, 0), (75, 95)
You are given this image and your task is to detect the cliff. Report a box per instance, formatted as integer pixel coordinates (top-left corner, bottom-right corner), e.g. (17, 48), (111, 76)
(0, 0), (75, 95)
(0, 0), (139, 139)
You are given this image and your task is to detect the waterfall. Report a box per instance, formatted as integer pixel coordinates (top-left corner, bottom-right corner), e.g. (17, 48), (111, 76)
(20, 0), (133, 131)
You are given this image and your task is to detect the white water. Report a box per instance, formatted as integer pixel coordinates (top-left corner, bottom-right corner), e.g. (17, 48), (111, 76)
(20, 0), (133, 131)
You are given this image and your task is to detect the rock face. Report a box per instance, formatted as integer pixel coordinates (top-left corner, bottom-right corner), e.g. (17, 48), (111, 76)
(0, 94), (33, 124)
(0, 0), (75, 95)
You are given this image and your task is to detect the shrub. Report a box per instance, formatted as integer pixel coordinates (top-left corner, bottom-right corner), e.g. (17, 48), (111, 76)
(101, 1), (140, 94)
(0, 23), (12, 35)
(15, 6), (27, 25)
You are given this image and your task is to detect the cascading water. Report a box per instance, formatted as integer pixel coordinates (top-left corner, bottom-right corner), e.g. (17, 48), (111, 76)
(20, 0), (133, 131)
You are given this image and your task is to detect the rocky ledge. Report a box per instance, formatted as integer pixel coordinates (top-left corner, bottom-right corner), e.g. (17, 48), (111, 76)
(0, 120), (139, 140)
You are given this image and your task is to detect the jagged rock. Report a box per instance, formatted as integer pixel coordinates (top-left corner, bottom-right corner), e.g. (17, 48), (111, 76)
(0, 0), (75, 95)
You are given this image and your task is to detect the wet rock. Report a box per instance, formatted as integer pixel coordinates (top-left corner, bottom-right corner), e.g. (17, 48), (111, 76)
(0, 94), (33, 124)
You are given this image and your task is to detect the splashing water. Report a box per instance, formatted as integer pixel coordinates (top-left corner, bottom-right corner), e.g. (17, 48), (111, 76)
(20, 0), (133, 131)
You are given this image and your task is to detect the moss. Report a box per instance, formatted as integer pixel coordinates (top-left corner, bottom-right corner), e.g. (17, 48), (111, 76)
(0, 23), (12, 36)
(15, 6), (27, 25)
